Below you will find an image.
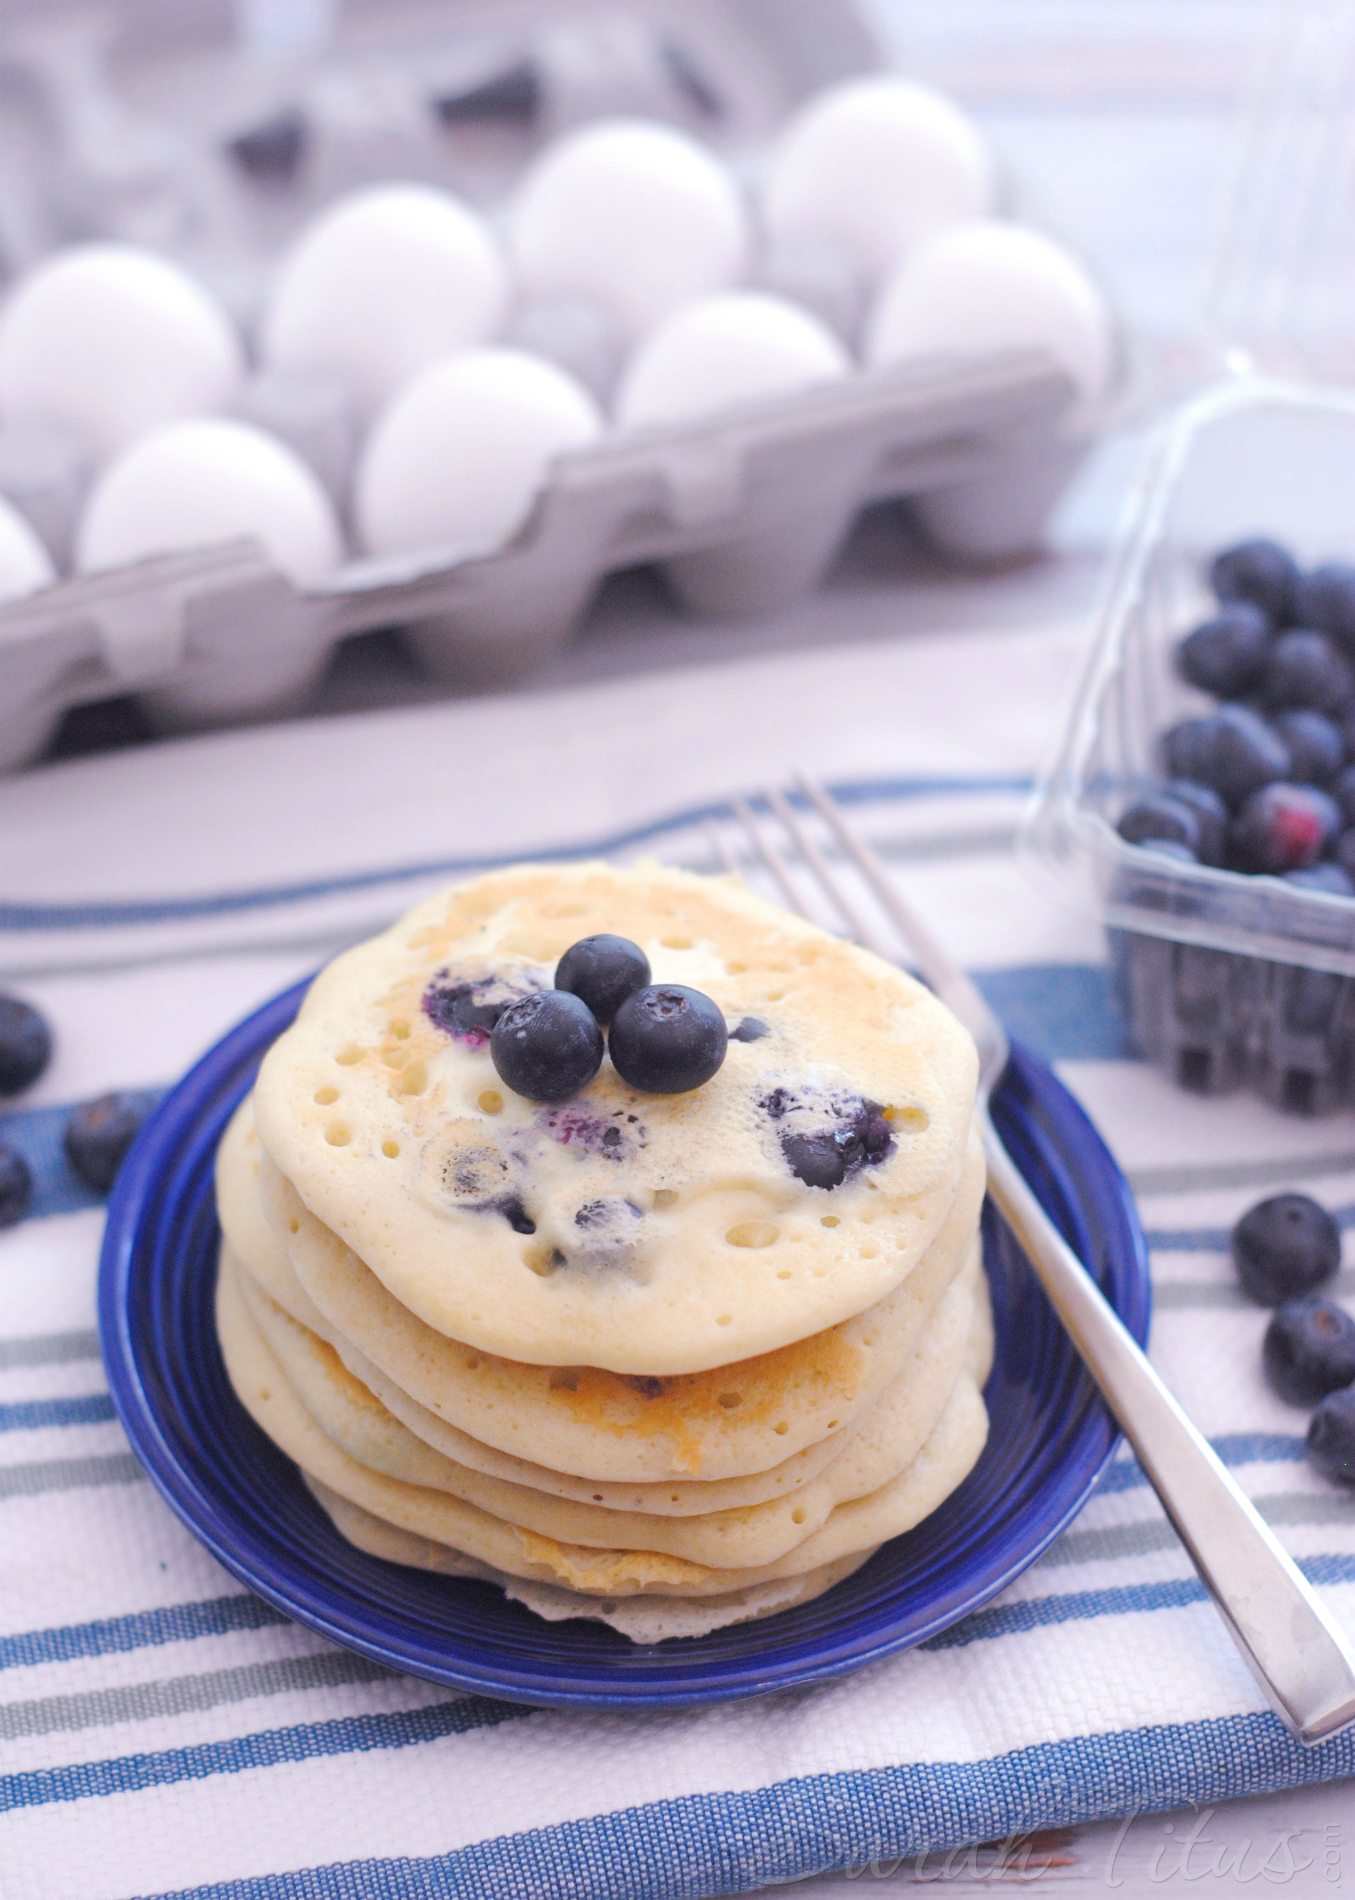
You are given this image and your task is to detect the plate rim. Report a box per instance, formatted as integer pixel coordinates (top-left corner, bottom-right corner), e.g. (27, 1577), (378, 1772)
(98, 979), (1150, 1710)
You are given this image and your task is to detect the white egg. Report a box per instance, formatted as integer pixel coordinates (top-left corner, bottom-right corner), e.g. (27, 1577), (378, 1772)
(0, 494), (54, 602)
(510, 119), (749, 342)
(0, 245), (243, 461)
(261, 184), (509, 420)
(864, 221), (1115, 418)
(355, 348), (603, 562)
(76, 418), (344, 589)
(763, 76), (993, 282)
(615, 292), (850, 429)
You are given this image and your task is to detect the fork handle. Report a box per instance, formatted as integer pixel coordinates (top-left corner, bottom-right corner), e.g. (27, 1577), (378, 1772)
(982, 1118), (1355, 1746)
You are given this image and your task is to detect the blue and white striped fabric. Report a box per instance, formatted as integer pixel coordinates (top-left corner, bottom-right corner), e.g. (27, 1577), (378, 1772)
(3, 621), (1354, 1900)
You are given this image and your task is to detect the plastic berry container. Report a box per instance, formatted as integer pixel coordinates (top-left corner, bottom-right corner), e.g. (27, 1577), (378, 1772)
(1028, 376), (1355, 1114)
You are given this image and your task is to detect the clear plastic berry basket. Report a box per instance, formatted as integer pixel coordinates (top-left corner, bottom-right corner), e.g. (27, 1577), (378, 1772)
(1028, 375), (1355, 1114)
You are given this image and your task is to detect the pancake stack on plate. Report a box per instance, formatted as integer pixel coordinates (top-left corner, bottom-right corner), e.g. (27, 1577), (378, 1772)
(215, 861), (992, 1641)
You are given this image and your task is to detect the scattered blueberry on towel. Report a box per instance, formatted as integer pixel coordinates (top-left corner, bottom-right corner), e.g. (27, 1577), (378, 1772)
(0, 1145), (32, 1227)
(1263, 1298), (1355, 1405)
(0, 993), (52, 1096)
(65, 1092), (146, 1194)
(1232, 1192), (1340, 1306)
(1307, 1387), (1355, 1486)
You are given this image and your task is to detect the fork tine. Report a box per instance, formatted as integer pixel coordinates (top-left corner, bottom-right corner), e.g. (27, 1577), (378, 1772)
(704, 819), (741, 879)
(733, 796), (809, 917)
(794, 772), (1003, 1050)
(762, 786), (888, 958)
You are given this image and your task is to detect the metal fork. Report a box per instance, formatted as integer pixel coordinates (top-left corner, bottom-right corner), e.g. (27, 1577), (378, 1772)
(722, 776), (1355, 1747)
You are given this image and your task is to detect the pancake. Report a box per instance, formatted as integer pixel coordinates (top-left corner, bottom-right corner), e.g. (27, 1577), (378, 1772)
(304, 1478), (879, 1643)
(221, 1100), (908, 1507)
(251, 861), (978, 1373)
(259, 1122), (986, 1483)
(217, 1095), (330, 1333)
(216, 1258), (989, 1598)
(228, 1247), (986, 1568)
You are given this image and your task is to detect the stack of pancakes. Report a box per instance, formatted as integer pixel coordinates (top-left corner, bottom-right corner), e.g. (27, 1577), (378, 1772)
(215, 861), (991, 1640)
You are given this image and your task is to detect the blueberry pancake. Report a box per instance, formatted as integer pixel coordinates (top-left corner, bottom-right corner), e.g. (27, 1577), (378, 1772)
(252, 861), (978, 1373)
(217, 860), (990, 1637)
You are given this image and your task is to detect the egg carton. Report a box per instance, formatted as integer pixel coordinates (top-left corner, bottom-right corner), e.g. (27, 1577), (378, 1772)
(0, 345), (1077, 771)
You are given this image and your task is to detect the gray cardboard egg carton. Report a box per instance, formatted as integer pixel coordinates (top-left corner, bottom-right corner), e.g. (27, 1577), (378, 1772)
(0, 0), (1086, 770)
(0, 347), (1078, 770)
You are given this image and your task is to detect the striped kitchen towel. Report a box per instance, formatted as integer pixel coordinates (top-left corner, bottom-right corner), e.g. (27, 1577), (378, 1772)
(2, 620), (1354, 1900)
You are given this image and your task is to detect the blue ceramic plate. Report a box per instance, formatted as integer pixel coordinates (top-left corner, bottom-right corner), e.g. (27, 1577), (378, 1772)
(99, 980), (1149, 1710)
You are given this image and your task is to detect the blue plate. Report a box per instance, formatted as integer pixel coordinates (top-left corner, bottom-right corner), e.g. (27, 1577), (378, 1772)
(99, 981), (1149, 1710)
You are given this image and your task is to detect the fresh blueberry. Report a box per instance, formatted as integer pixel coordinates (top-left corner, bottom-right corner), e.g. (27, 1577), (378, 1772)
(1228, 783), (1339, 874)
(1261, 629), (1355, 715)
(0, 993), (52, 1096)
(1284, 862), (1355, 897)
(609, 984), (727, 1094)
(1271, 709), (1343, 785)
(1294, 562), (1355, 649)
(1161, 706), (1289, 809)
(554, 935), (651, 1027)
(1232, 1192), (1341, 1305)
(0, 1145), (32, 1227)
(1334, 830), (1355, 885)
(490, 990), (604, 1103)
(1331, 763), (1355, 827)
(729, 1016), (770, 1042)
(226, 107), (308, 184)
(64, 1093), (144, 1194)
(1210, 538), (1299, 623)
(1164, 780), (1228, 866)
(1263, 1297), (1355, 1405)
(1175, 603), (1270, 698)
(1307, 1387), (1355, 1486)
(1116, 793), (1201, 855)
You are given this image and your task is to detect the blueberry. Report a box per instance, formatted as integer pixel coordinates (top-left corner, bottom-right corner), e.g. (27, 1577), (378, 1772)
(1232, 1192), (1341, 1305)
(1116, 793), (1202, 854)
(1175, 603), (1270, 698)
(1153, 780), (1224, 866)
(0, 1145), (32, 1227)
(780, 1106), (893, 1191)
(609, 984), (727, 1093)
(1271, 709), (1343, 785)
(1308, 1387), (1355, 1486)
(1262, 629), (1355, 715)
(480, 1193), (536, 1235)
(65, 1093), (144, 1194)
(1210, 538), (1299, 623)
(490, 990), (603, 1103)
(1332, 763), (1355, 827)
(0, 993), (52, 1096)
(424, 972), (538, 1045)
(1228, 783), (1339, 874)
(1263, 1297), (1355, 1405)
(1334, 830), (1355, 884)
(554, 935), (650, 1027)
(729, 1016), (770, 1042)
(1284, 862), (1355, 897)
(1161, 706), (1289, 809)
(226, 107), (308, 184)
(1294, 562), (1355, 649)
